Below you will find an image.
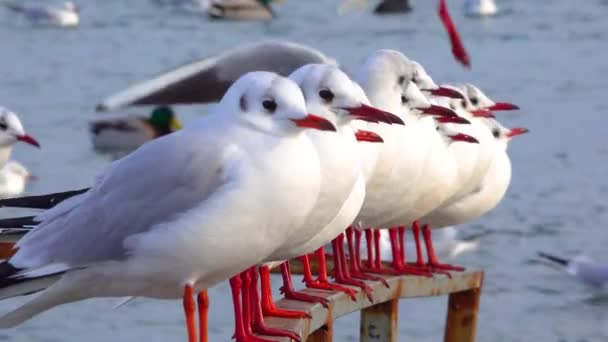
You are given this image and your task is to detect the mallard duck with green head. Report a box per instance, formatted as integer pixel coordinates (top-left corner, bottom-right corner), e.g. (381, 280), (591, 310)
(90, 106), (182, 152)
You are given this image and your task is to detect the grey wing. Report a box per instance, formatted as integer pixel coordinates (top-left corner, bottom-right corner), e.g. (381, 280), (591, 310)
(96, 41), (336, 111)
(12, 129), (235, 268)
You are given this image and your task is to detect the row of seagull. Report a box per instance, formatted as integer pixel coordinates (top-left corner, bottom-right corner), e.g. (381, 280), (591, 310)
(0, 41), (526, 342)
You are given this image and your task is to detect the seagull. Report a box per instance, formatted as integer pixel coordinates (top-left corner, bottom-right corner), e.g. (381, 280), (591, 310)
(0, 72), (335, 342)
(0, 161), (34, 199)
(418, 116), (527, 270)
(3, 1), (79, 27)
(538, 252), (608, 288)
(95, 41), (336, 112)
(90, 106), (182, 153)
(0, 107), (41, 167)
(262, 64), (392, 307)
(464, 0), (497, 17)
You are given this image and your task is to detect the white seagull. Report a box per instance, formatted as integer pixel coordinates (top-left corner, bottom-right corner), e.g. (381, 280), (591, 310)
(0, 161), (34, 199)
(0, 107), (41, 167)
(538, 252), (608, 288)
(0, 72), (335, 342)
(3, 1), (79, 27)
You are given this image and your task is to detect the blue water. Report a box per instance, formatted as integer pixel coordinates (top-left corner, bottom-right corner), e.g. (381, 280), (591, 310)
(2, 0), (608, 340)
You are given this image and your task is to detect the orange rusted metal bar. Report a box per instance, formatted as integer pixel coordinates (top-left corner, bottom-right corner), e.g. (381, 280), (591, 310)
(0, 242), (16, 259)
(306, 324), (332, 342)
(266, 270), (483, 342)
(360, 298), (398, 342)
(443, 274), (484, 342)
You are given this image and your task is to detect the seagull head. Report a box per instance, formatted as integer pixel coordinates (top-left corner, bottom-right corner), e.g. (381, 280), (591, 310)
(0, 108), (40, 149)
(223, 71), (336, 135)
(290, 64), (398, 127)
(410, 61), (464, 100)
(401, 81), (459, 120)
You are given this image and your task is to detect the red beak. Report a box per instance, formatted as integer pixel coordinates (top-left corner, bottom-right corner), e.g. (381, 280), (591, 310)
(506, 127), (529, 138)
(470, 109), (495, 118)
(486, 102), (520, 111)
(438, 0), (471, 68)
(341, 104), (399, 125)
(355, 129), (384, 143)
(418, 104), (459, 117)
(16, 134), (41, 148)
(450, 133), (479, 144)
(291, 114), (337, 132)
(435, 116), (471, 124)
(426, 87), (465, 99)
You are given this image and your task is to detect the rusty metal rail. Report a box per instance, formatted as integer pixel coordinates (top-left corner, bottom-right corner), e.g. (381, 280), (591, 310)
(0, 241), (483, 341)
(264, 268), (484, 342)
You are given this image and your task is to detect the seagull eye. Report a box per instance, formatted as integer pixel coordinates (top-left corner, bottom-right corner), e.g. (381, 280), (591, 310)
(401, 95), (408, 104)
(262, 99), (277, 114)
(0, 123), (7, 130)
(398, 75), (406, 85)
(492, 128), (500, 138)
(318, 89), (334, 103)
(470, 97), (479, 106)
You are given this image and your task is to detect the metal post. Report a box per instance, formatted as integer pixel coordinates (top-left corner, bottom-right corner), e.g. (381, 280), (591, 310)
(360, 298), (398, 342)
(307, 324), (332, 342)
(443, 287), (482, 342)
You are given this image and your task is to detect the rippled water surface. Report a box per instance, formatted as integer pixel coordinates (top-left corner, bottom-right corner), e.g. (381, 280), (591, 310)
(2, 0), (608, 341)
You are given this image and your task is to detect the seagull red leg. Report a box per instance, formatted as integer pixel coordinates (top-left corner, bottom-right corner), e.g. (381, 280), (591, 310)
(423, 224), (465, 273)
(347, 226), (390, 287)
(197, 290), (209, 342)
(249, 267), (301, 342)
(183, 284), (197, 342)
(259, 265), (310, 319)
(364, 228), (374, 269)
(331, 233), (374, 302)
(279, 261), (329, 307)
(230, 273), (274, 342)
(302, 247), (358, 300)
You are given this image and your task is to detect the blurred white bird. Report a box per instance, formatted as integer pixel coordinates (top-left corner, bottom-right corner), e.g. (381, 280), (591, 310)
(0, 161), (33, 199)
(0, 107), (40, 167)
(464, 0), (497, 17)
(3, 1), (79, 27)
(538, 252), (608, 288)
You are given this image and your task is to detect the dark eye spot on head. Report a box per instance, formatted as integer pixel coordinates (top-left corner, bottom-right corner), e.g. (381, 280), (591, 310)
(470, 97), (479, 106)
(460, 99), (467, 108)
(319, 89), (334, 103)
(450, 104), (456, 110)
(492, 128), (500, 138)
(398, 75), (406, 85)
(239, 96), (248, 112)
(262, 99), (277, 114)
(401, 95), (408, 104)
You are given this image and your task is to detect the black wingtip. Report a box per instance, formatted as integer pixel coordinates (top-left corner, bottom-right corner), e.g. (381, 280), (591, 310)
(0, 261), (22, 288)
(0, 188), (89, 210)
(0, 216), (38, 229)
(537, 252), (569, 266)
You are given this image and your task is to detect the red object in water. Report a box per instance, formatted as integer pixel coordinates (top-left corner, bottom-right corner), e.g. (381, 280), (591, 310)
(438, 0), (471, 68)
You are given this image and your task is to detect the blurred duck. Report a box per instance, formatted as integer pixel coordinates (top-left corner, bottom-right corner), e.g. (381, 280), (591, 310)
(464, 0), (497, 17)
(374, 0), (411, 14)
(207, 0), (276, 20)
(0, 161), (34, 199)
(3, 1), (79, 27)
(90, 106), (182, 153)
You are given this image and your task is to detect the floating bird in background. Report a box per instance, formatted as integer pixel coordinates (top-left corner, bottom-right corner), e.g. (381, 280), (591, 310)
(0, 72), (336, 342)
(538, 252), (608, 288)
(2, 1), (79, 27)
(0, 107), (40, 167)
(208, 0), (276, 21)
(464, 0), (497, 17)
(0, 161), (34, 199)
(374, 0), (412, 14)
(89, 106), (182, 153)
